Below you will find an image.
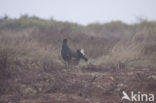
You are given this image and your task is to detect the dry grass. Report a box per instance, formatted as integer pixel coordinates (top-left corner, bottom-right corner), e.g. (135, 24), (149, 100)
(0, 17), (156, 103)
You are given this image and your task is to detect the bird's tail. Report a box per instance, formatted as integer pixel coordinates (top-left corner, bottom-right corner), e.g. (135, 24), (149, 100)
(80, 49), (88, 61)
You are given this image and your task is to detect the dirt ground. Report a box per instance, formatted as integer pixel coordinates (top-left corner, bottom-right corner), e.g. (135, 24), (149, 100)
(0, 64), (156, 103)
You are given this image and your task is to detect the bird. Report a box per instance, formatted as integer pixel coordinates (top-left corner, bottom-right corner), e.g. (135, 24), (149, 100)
(61, 36), (88, 68)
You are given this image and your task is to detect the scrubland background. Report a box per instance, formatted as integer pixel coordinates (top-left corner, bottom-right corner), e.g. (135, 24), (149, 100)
(0, 15), (156, 103)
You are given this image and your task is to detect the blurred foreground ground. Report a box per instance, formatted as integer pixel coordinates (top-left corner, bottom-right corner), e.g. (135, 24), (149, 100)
(0, 64), (156, 103)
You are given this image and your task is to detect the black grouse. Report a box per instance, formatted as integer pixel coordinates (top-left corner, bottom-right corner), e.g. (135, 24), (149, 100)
(61, 36), (88, 67)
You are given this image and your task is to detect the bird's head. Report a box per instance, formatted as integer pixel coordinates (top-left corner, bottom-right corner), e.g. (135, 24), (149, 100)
(63, 36), (68, 43)
(64, 36), (67, 40)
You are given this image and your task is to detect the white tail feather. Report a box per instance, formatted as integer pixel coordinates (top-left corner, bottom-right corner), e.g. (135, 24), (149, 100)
(80, 49), (85, 56)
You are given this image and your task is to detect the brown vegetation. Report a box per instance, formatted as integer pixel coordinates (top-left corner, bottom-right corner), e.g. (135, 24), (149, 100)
(0, 16), (156, 103)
